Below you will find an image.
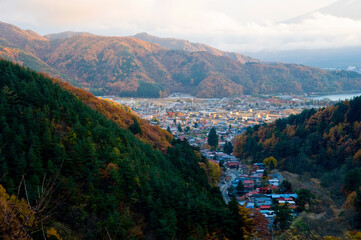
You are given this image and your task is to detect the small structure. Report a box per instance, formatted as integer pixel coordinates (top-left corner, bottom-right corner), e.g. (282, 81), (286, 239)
(243, 180), (255, 189)
(269, 178), (280, 187)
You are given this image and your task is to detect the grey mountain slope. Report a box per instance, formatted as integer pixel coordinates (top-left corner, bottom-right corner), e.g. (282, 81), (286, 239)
(285, 0), (361, 23)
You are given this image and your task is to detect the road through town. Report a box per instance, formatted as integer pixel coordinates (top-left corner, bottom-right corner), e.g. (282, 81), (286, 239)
(220, 169), (238, 204)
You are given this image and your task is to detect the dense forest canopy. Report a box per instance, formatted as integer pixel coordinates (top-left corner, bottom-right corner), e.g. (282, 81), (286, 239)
(233, 96), (361, 230)
(0, 60), (250, 239)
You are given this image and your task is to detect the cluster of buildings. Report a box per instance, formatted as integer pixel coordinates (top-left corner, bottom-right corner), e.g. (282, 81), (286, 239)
(230, 163), (298, 226)
(104, 94), (332, 149)
(102, 94), (326, 230)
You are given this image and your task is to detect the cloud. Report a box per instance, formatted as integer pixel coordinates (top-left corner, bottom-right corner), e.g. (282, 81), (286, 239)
(1, 0), (360, 52)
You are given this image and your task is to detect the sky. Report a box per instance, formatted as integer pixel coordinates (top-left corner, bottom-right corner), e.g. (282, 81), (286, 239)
(1, 0), (361, 52)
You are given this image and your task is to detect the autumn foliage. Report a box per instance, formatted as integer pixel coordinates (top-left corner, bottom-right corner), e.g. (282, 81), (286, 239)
(53, 78), (173, 152)
(2, 21), (361, 98)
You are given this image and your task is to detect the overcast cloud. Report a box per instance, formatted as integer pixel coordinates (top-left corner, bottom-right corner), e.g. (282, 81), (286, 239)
(2, 0), (360, 52)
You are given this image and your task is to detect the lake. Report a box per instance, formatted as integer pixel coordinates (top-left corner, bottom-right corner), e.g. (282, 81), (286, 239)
(308, 92), (361, 101)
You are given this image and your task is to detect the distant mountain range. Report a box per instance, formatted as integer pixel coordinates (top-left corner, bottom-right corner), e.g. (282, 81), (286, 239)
(250, 0), (361, 70)
(1, 21), (361, 97)
(132, 32), (258, 64)
(286, 0), (361, 23)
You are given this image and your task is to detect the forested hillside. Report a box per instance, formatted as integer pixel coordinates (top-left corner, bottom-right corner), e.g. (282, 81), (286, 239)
(53, 78), (173, 152)
(0, 60), (251, 239)
(2, 21), (361, 98)
(234, 96), (361, 232)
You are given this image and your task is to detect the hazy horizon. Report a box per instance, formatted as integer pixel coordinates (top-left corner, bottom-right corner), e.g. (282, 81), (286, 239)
(3, 0), (361, 53)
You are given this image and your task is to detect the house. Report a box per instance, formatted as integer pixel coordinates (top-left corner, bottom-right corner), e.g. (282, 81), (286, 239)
(249, 194), (272, 207)
(270, 194), (298, 200)
(243, 180), (255, 189)
(226, 161), (240, 169)
(253, 162), (267, 170)
(239, 165), (249, 174)
(238, 174), (249, 182)
(269, 178), (280, 187)
(254, 196), (272, 207)
(250, 175), (262, 187)
(246, 202), (255, 209)
(259, 205), (271, 210)
(258, 187), (272, 194)
(209, 159), (218, 165)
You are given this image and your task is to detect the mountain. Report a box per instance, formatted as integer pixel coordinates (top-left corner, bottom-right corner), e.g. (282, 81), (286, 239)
(0, 59), (251, 239)
(44, 31), (93, 40)
(254, 0), (361, 70)
(54, 78), (173, 152)
(245, 47), (361, 70)
(1, 21), (361, 97)
(233, 94), (361, 192)
(132, 32), (259, 64)
(286, 0), (361, 23)
(233, 95), (361, 235)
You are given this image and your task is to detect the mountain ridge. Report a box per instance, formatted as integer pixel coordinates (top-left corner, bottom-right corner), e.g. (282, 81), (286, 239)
(1, 21), (361, 97)
(132, 32), (259, 64)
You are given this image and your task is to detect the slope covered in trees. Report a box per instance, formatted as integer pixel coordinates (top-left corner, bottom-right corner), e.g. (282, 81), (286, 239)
(234, 98), (361, 174)
(52, 78), (173, 152)
(1, 21), (361, 98)
(0, 60), (251, 239)
(234, 96), (361, 232)
(233, 96), (361, 236)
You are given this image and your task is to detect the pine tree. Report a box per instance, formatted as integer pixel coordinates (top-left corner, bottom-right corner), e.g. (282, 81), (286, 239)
(177, 124), (183, 132)
(129, 118), (142, 135)
(223, 141), (233, 155)
(208, 127), (218, 150)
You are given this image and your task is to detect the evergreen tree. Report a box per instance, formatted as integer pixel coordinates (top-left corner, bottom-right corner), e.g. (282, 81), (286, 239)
(129, 118), (142, 135)
(279, 180), (292, 194)
(273, 203), (293, 231)
(177, 124), (183, 132)
(236, 181), (245, 193)
(185, 126), (190, 133)
(167, 126), (172, 134)
(208, 127), (218, 150)
(223, 141), (233, 155)
(344, 169), (361, 193)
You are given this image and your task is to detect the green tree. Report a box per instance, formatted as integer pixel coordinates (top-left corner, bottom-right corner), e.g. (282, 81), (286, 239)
(185, 126), (190, 133)
(296, 189), (314, 212)
(274, 203), (293, 231)
(177, 124), (183, 132)
(236, 181), (245, 193)
(344, 169), (361, 193)
(208, 127), (218, 150)
(129, 118), (142, 135)
(167, 126), (172, 134)
(223, 141), (233, 155)
(279, 180), (292, 194)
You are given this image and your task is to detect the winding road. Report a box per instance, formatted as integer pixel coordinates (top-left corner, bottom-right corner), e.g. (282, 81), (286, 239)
(220, 169), (238, 204)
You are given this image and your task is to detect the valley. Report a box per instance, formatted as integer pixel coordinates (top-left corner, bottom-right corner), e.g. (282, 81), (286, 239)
(2, 9), (361, 239)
